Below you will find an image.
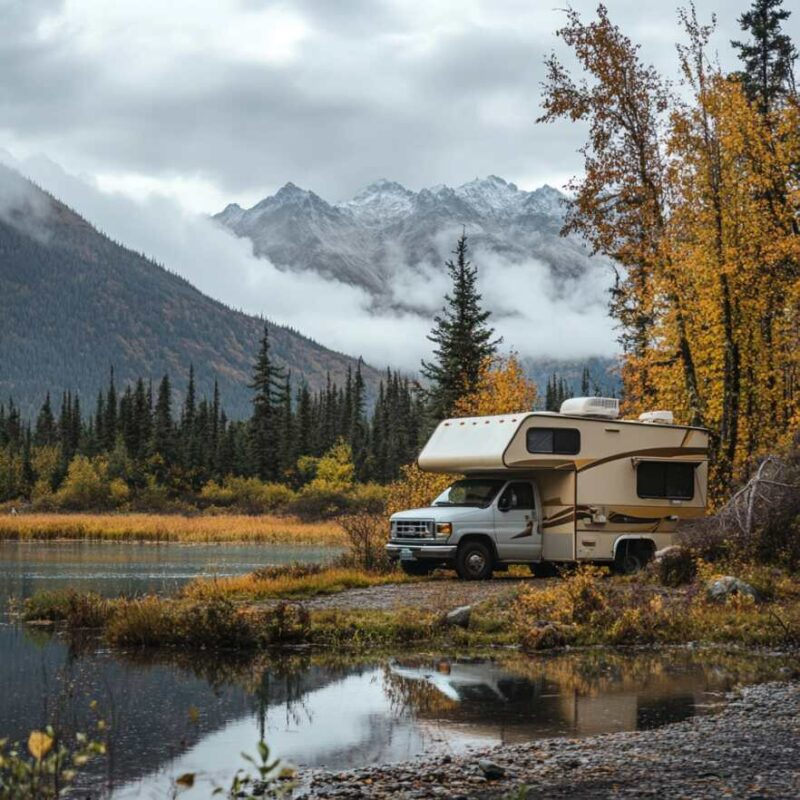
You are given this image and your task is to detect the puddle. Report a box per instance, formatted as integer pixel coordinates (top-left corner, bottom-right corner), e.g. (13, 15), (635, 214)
(0, 630), (791, 799)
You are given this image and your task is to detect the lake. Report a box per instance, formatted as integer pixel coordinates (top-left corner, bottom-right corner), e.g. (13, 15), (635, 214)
(0, 541), (792, 798)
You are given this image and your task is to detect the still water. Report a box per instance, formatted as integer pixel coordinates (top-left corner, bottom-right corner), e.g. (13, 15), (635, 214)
(0, 542), (792, 798)
(0, 540), (342, 605)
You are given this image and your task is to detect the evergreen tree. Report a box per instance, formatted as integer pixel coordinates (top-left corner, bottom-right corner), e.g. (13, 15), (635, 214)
(581, 367), (590, 396)
(732, 0), (797, 114)
(151, 375), (174, 464)
(248, 325), (286, 481)
(421, 233), (499, 421)
(103, 368), (118, 451)
(34, 393), (56, 446)
(296, 383), (312, 457)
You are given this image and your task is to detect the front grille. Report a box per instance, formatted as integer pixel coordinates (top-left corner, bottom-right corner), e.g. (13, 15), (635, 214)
(392, 519), (434, 539)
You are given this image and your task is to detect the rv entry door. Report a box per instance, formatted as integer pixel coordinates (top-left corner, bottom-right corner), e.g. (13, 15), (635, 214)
(494, 481), (542, 561)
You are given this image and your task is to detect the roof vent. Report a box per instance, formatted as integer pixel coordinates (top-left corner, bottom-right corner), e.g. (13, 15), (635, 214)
(559, 397), (620, 419)
(638, 410), (675, 425)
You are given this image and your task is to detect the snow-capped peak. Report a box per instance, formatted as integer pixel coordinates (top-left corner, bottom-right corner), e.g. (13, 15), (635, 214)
(454, 175), (523, 217)
(339, 178), (415, 223)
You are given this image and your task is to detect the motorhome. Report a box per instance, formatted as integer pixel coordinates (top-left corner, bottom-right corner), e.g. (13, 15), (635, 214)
(386, 397), (709, 579)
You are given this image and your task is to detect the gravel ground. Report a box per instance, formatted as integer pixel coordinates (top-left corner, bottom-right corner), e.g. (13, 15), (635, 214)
(302, 577), (535, 612)
(298, 681), (800, 799)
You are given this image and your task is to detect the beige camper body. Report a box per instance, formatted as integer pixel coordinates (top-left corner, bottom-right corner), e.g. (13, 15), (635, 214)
(416, 410), (708, 564)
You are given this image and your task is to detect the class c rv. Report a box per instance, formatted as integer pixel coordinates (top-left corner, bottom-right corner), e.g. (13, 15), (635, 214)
(386, 397), (709, 579)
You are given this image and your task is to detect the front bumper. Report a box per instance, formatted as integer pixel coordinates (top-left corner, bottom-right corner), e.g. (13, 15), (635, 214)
(385, 542), (457, 561)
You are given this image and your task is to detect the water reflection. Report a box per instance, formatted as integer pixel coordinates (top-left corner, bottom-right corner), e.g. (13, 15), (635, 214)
(0, 629), (791, 799)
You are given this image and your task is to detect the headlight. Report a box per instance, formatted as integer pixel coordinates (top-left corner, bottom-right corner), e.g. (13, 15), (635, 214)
(436, 522), (452, 537)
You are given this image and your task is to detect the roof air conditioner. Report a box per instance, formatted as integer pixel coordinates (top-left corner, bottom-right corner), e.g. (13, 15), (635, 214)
(559, 397), (620, 419)
(638, 410), (675, 424)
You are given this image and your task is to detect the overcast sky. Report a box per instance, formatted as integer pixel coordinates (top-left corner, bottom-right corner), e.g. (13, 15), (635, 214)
(2, 0), (797, 371)
(3, 0), (793, 212)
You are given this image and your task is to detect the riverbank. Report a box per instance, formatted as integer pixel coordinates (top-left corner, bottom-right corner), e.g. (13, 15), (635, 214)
(300, 680), (800, 798)
(0, 512), (345, 545)
(21, 563), (800, 651)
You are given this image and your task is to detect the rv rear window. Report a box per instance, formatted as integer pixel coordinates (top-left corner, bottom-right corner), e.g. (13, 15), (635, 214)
(637, 462), (695, 500)
(526, 428), (580, 455)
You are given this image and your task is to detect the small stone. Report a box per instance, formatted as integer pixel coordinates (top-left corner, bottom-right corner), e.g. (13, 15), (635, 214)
(444, 605), (472, 628)
(477, 759), (505, 780)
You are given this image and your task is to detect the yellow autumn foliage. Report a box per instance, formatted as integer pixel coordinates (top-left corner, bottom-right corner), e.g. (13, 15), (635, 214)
(539, 7), (799, 500)
(387, 354), (538, 514)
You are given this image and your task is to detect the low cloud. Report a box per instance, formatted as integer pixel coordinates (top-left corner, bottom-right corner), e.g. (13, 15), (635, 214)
(1, 152), (618, 373)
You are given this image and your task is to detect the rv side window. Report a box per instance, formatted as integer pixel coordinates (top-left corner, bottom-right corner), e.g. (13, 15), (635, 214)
(637, 462), (695, 500)
(526, 428), (580, 455)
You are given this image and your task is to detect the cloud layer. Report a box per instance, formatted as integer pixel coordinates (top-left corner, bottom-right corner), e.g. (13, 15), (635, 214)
(1, 153), (617, 371)
(3, 0), (792, 211)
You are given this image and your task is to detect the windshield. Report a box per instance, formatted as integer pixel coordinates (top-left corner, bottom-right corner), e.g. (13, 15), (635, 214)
(433, 479), (506, 508)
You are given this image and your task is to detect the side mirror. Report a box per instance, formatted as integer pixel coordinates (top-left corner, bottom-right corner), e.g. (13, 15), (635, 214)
(498, 496), (511, 512)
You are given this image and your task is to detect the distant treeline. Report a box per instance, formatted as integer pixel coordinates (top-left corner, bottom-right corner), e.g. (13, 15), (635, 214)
(0, 326), (424, 505)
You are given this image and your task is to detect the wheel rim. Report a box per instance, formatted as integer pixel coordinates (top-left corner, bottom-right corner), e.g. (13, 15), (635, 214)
(466, 551), (486, 576)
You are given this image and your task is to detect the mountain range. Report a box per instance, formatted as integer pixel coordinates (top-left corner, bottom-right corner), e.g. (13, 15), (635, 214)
(214, 175), (602, 302)
(215, 175), (620, 394)
(0, 164), (379, 418)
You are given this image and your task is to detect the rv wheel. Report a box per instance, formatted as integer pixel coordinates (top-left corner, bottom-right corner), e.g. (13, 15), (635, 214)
(614, 542), (652, 574)
(456, 541), (494, 580)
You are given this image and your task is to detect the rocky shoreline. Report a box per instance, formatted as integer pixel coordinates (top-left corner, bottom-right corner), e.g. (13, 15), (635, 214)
(298, 681), (800, 799)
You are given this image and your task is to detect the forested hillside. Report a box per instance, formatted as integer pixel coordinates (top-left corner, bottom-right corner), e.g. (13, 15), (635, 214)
(0, 165), (379, 418)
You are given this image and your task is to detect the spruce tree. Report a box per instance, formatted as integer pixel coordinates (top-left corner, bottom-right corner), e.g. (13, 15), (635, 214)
(732, 0), (797, 114)
(421, 232), (499, 421)
(34, 393), (56, 446)
(152, 375), (174, 464)
(248, 325), (286, 481)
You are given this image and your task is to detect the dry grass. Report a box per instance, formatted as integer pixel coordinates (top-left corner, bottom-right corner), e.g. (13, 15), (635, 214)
(182, 565), (414, 601)
(0, 513), (346, 545)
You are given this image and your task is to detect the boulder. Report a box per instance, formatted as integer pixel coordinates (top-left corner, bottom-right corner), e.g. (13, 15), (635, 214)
(444, 605), (472, 628)
(706, 576), (760, 603)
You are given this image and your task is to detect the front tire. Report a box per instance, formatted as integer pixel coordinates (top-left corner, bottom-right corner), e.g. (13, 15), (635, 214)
(400, 561), (433, 577)
(456, 541), (494, 580)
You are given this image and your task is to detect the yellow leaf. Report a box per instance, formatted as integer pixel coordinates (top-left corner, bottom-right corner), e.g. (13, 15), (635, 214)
(187, 705), (200, 724)
(176, 773), (196, 788)
(28, 731), (53, 760)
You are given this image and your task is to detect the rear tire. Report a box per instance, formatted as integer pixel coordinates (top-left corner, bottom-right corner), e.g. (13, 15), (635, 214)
(456, 541), (494, 580)
(400, 561), (433, 577)
(613, 541), (653, 575)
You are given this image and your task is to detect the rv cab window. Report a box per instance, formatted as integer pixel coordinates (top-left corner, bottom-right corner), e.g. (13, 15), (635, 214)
(526, 428), (580, 455)
(498, 482), (535, 510)
(637, 462), (695, 500)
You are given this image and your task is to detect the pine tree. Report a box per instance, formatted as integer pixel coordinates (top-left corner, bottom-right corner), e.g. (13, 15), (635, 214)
(103, 368), (118, 451)
(732, 0), (797, 114)
(421, 233), (499, 421)
(296, 383), (312, 458)
(34, 393), (56, 446)
(581, 368), (590, 396)
(248, 325), (286, 481)
(151, 375), (174, 464)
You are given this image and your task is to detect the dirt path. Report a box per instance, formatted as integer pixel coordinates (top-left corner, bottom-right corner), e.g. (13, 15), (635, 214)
(302, 576), (540, 612)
